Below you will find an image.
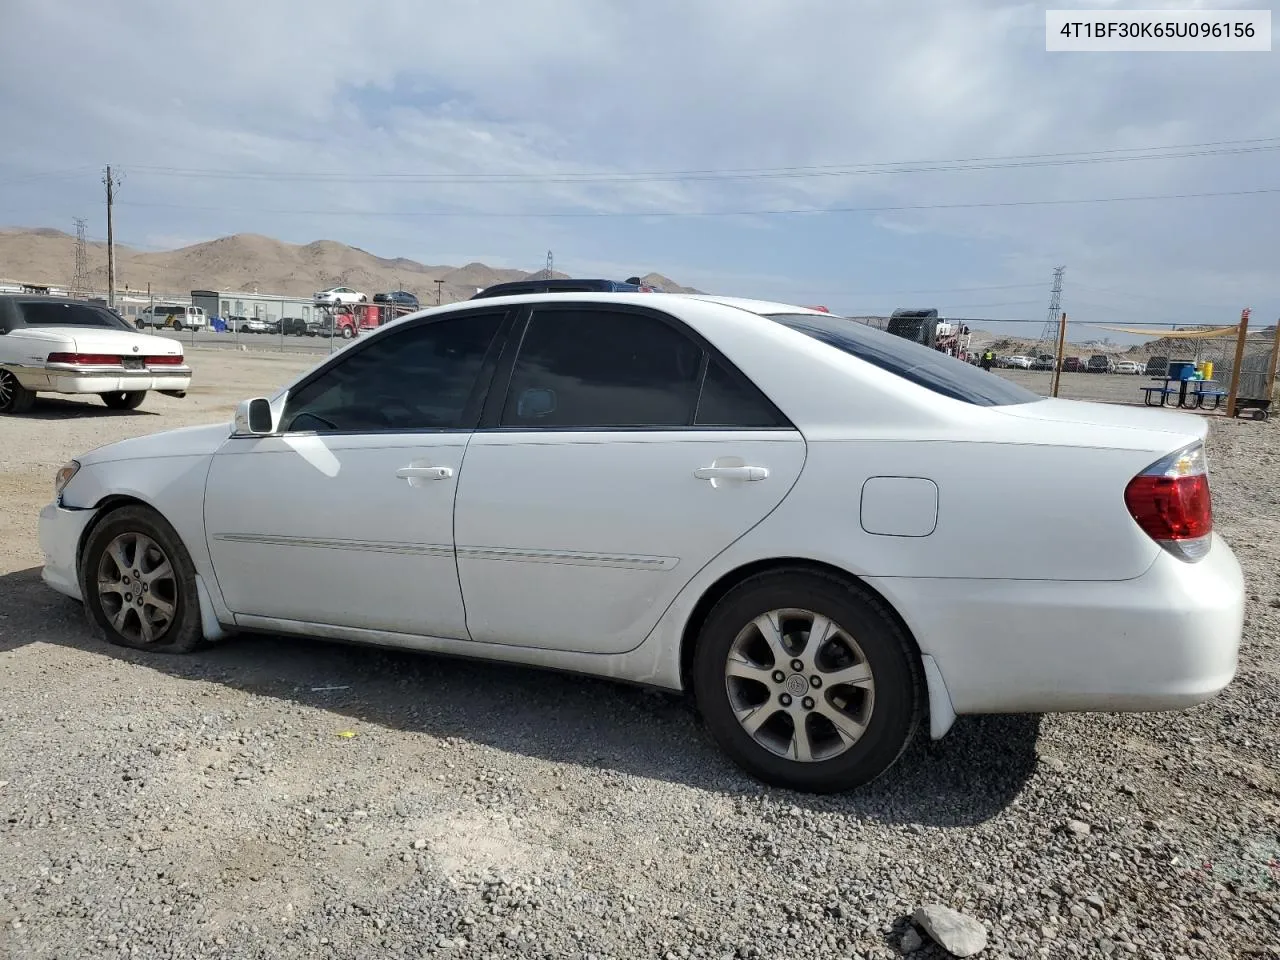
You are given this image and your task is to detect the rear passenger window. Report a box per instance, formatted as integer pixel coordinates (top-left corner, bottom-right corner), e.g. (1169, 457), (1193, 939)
(501, 308), (703, 428)
(694, 358), (789, 428)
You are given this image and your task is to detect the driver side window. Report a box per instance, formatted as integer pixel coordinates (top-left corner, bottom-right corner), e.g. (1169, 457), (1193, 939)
(282, 312), (504, 433)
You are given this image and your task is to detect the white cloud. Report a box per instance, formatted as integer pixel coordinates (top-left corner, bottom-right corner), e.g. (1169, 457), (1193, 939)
(0, 0), (1277, 328)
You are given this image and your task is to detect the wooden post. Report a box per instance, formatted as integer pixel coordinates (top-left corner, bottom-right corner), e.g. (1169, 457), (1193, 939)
(1225, 308), (1251, 419)
(1051, 312), (1068, 398)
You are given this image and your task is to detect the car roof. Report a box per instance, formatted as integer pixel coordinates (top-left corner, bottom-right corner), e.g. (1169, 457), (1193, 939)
(438, 290), (831, 317)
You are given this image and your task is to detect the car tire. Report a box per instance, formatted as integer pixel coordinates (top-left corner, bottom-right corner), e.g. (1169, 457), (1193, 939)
(341, 325), (355, 340)
(692, 569), (923, 794)
(80, 505), (207, 654)
(101, 391), (147, 410)
(0, 369), (36, 414)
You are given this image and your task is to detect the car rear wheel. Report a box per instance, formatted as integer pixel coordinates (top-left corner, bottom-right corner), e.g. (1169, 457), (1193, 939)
(80, 505), (206, 653)
(101, 391), (146, 410)
(692, 570), (923, 793)
(0, 370), (36, 414)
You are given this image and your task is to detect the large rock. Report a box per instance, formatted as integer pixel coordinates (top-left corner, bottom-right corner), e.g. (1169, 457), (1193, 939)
(912, 904), (988, 957)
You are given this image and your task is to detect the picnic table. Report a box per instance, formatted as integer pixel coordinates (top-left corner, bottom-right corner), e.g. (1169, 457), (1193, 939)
(1141, 377), (1226, 410)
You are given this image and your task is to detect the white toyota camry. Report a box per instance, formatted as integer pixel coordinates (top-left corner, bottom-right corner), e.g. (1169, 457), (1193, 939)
(37, 293), (1245, 793)
(1, 296), (191, 413)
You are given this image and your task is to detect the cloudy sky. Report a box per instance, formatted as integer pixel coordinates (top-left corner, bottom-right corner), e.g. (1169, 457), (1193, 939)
(1, 0), (1277, 341)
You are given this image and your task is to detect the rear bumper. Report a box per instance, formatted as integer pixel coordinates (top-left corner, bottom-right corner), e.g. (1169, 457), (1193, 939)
(868, 532), (1244, 715)
(17, 363), (193, 394)
(38, 501), (96, 601)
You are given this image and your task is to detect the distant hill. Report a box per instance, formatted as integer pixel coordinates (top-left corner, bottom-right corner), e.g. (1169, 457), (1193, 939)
(0, 227), (701, 305)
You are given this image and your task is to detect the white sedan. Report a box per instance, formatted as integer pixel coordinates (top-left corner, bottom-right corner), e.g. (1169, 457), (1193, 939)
(314, 286), (366, 305)
(37, 293), (1244, 793)
(1, 296), (191, 414)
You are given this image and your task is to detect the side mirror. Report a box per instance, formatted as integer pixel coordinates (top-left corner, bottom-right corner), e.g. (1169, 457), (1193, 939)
(234, 397), (275, 436)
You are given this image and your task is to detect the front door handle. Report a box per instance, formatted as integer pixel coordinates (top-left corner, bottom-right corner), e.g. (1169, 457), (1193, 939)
(693, 465), (769, 482)
(395, 465), (453, 481)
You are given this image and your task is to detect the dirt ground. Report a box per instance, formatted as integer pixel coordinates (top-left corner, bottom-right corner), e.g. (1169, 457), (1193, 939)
(1, 348), (1277, 960)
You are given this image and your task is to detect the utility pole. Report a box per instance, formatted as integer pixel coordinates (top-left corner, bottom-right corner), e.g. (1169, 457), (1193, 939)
(544, 250), (554, 280)
(1039, 266), (1066, 345)
(71, 217), (89, 299)
(1050, 313), (1068, 398)
(103, 166), (122, 308)
(434, 279), (444, 305)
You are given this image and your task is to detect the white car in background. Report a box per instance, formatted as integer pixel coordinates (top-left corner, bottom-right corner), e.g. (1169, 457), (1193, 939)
(1115, 360), (1144, 375)
(1, 296), (191, 414)
(314, 286), (366, 305)
(37, 294), (1244, 793)
(1005, 355), (1035, 369)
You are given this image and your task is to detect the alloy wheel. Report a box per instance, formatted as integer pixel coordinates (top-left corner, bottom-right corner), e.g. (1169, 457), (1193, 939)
(96, 532), (178, 644)
(724, 608), (876, 762)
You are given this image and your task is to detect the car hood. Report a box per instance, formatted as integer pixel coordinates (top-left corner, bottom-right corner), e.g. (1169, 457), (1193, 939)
(993, 397), (1207, 446)
(77, 421), (232, 467)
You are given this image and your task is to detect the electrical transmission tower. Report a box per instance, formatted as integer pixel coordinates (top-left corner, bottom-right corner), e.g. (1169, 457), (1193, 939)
(71, 217), (89, 299)
(1039, 265), (1066, 343)
(543, 250), (554, 280)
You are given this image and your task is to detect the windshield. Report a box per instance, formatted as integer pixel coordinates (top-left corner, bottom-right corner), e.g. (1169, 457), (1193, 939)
(19, 300), (132, 329)
(764, 312), (1041, 407)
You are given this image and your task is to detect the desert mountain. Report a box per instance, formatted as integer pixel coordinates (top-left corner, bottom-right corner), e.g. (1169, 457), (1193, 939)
(0, 227), (700, 305)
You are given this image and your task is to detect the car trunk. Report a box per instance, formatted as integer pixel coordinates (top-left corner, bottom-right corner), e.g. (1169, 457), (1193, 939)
(994, 397), (1206, 446)
(64, 329), (184, 358)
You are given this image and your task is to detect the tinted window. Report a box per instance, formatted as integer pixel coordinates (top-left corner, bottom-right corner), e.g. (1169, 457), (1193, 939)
(19, 301), (130, 329)
(501, 308), (702, 428)
(283, 312), (503, 432)
(694, 358), (789, 428)
(766, 313), (1040, 407)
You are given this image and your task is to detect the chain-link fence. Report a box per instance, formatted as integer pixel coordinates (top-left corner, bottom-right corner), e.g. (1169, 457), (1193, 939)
(1046, 324), (1278, 413)
(846, 312), (1278, 414)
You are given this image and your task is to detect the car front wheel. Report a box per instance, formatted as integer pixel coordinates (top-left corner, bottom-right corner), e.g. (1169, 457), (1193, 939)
(80, 505), (206, 653)
(0, 369), (36, 414)
(692, 570), (923, 793)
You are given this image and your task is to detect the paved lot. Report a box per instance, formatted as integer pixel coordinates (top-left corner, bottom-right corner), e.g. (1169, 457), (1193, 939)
(1, 349), (1277, 959)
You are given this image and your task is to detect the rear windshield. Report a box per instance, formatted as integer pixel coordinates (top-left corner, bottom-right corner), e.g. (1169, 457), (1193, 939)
(764, 313), (1041, 407)
(19, 300), (131, 329)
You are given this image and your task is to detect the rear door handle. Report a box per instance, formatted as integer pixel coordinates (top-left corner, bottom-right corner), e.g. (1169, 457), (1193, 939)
(693, 465), (769, 482)
(395, 465), (453, 481)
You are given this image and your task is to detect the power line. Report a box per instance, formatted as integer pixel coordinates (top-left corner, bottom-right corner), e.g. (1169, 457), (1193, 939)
(116, 135), (1280, 185)
(115, 184), (1280, 220)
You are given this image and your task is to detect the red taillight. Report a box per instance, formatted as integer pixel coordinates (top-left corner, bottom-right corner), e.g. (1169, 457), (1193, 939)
(145, 354), (184, 365)
(46, 352), (121, 365)
(1124, 442), (1213, 561)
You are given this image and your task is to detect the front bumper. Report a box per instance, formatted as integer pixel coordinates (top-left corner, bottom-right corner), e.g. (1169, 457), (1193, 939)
(38, 501), (96, 601)
(869, 532), (1244, 715)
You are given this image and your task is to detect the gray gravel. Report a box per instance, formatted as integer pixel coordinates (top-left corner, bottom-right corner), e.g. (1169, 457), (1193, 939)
(1, 353), (1278, 959)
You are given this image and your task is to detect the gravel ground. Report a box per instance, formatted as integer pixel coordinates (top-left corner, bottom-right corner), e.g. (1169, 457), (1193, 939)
(1, 350), (1277, 960)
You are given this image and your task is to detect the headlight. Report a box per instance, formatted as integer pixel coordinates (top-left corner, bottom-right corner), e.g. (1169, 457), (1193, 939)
(54, 460), (80, 496)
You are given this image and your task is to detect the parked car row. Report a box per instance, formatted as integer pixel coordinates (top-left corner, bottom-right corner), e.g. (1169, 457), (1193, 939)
(988, 353), (1158, 374)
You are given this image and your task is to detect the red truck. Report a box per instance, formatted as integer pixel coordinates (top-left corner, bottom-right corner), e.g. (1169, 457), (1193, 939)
(328, 303), (415, 339)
